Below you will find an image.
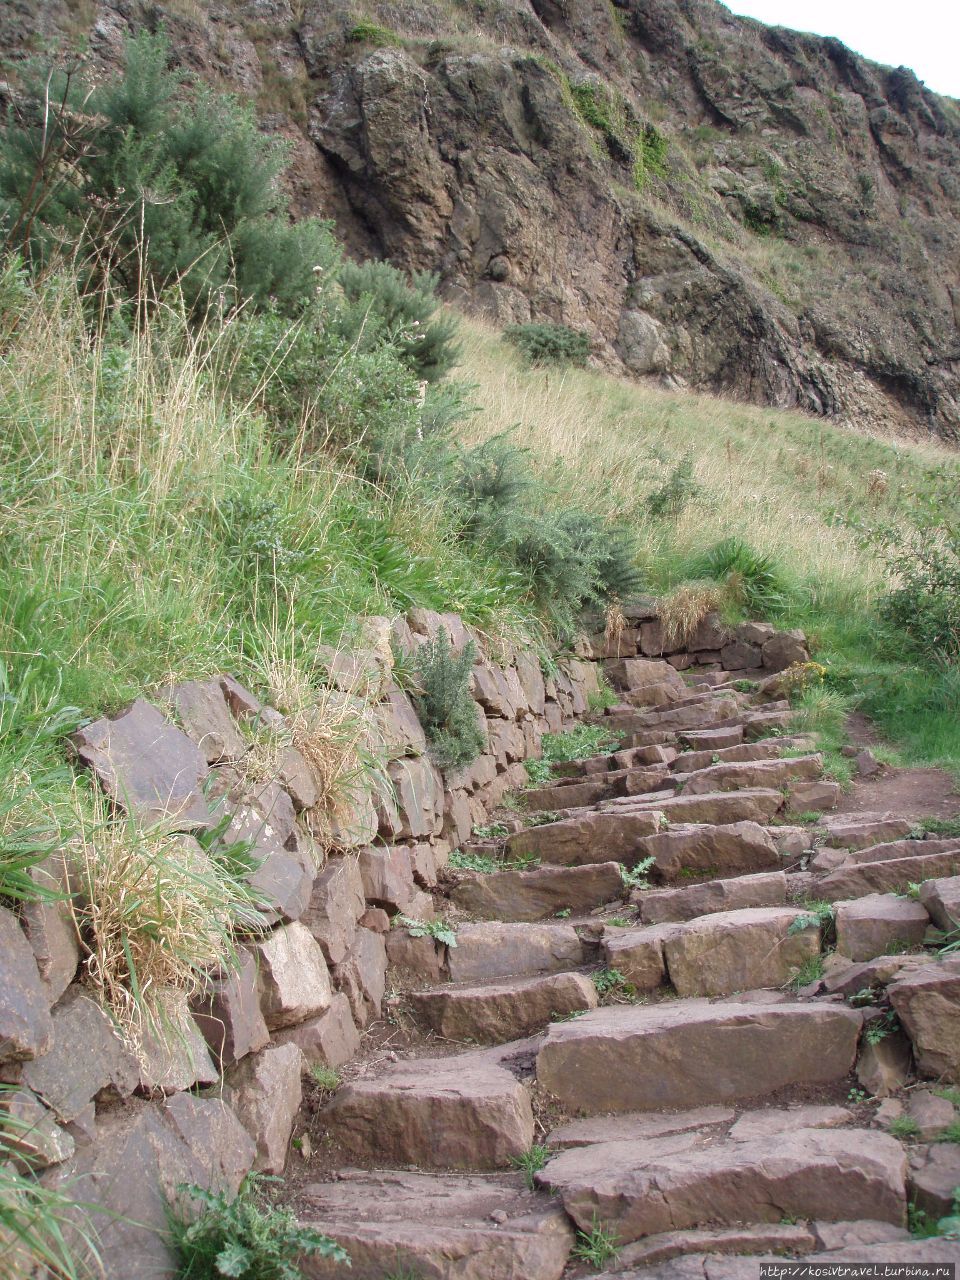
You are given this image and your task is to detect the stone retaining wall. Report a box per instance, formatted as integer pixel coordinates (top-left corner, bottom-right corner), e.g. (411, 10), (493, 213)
(0, 600), (807, 1275)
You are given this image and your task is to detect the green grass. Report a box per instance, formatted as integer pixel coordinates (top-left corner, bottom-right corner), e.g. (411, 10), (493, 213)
(888, 1115), (921, 1140)
(525, 725), (623, 784)
(572, 1215), (620, 1267)
(509, 1144), (551, 1189)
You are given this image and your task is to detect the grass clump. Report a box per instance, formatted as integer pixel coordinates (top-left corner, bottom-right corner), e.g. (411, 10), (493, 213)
(572, 1215), (620, 1266)
(346, 21), (402, 46)
(657, 582), (726, 649)
(411, 632), (484, 771)
(509, 1144), (551, 1189)
(504, 322), (591, 368)
(0, 1102), (101, 1280)
(787, 955), (824, 990)
(448, 848), (499, 873)
(309, 1066), (340, 1094)
(525, 725), (622, 784)
(888, 1114), (921, 1141)
(687, 536), (788, 616)
(168, 1174), (348, 1279)
(70, 798), (264, 1046)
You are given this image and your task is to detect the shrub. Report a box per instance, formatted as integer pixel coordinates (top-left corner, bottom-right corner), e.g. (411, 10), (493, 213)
(687, 537), (788, 616)
(335, 258), (461, 383)
(0, 33), (337, 313)
(168, 1174), (348, 1279)
(504, 322), (591, 368)
(411, 631), (484, 771)
(633, 125), (669, 190)
(346, 22), (401, 46)
(646, 457), (699, 519)
(871, 521), (960, 662)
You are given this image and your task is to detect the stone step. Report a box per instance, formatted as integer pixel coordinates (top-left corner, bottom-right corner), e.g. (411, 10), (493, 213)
(607, 788), (784, 826)
(520, 765), (673, 811)
(834, 893), (930, 962)
(742, 710), (795, 739)
(537, 1126), (905, 1246)
(535, 999), (862, 1113)
(680, 726), (744, 750)
(672, 754), (822, 796)
(547, 1105), (735, 1149)
(602, 906), (820, 997)
(505, 810), (662, 867)
(611, 698), (740, 734)
(614, 820), (781, 884)
(450, 861), (624, 922)
(636, 870), (787, 923)
(447, 922), (588, 983)
(821, 815), (915, 850)
(671, 738), (812, 774)
(408, 971), (598, 1044)
(322, 1053), (534, 1169)
(844, 837), (960, 865)
(298, 1170), (573, 1280)
(818, 848), (960, 900)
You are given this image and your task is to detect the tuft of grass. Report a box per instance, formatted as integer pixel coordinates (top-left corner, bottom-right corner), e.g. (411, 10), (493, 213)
(168, 1173), (348, 1278)
(935, 1121), (960, 1145)
(69, 792), (265, 1048)
(888, 1114), (921, 1140)
(346, 21), (401, 46)
(309, 1066), (340, 1094)
(657, 581), (726, 649)
(592, 967), (638, 1002)
(572, 1215), (620, 1267)
(525, 725), (622, 785)
(786, 955), (824, 990)
(448, 848), (499, 873)
(509, 1144), (551, 1189)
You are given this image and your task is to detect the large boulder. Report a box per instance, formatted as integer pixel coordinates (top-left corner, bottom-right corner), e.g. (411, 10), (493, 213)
(662, 907), (820, 997)
(447, 922), (585, 983)
(834, 893), (930, 962)
(408, 971), (598, 1043)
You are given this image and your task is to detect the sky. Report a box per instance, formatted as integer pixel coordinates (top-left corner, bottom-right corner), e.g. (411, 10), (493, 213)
(723, 2), (960, 98)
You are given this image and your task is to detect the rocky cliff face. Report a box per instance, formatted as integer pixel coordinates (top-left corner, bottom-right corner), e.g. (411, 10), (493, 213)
(5, 0), (960, 438)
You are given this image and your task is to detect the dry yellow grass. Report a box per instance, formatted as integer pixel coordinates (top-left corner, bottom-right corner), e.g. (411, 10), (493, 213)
(454, 316), (959, 604)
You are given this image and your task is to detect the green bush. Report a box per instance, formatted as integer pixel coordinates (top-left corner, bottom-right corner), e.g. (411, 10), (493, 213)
(346, 22), (402, 46)
(871, 521), (960, 661)
(646, 457), (699, 519)
(0, 33), (336, 313)
(504, 322), (592, 368)
(687, 536), (788, 616)
(412, 631), (484, 771)
(633, 125), (669, 190)
(168, 1174), (348, 1279)
(335, 259), (460, 383)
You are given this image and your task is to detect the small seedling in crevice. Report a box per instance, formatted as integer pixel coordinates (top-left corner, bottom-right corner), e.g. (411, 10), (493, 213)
(555, 907), (572, 918)
(310, 1066), (340, 1094)
(509, 1144), (551, 1189)
(572, 1215), (620, 1266)
(592, 967), (639, 1003)
(396, 915), (458, 948)
(888, 1114), (921, 1140)
(847, 1086), (870, 1105)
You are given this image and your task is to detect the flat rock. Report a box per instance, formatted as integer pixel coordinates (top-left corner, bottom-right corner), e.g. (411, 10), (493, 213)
(919, 875), (960, 932)
(447, 922), (584, 983)
(823, 817), (914, 850)
(846, 837), (960, 865)
(409, 972), (597, 1043)
(506, 810), (662, 867)
(72, 699), (210, 827)
(298, 1169), (573, 1280)
(788, 779), (841, 812)
(680, 728), (744, 750)
(819, 850), (960, 900)
(834, 892), (930, 962)
(0, 905), (53, 1062)
(23, 990), (138, 1122)
(618, 1223), (817, 1268)
(638, 871), (787, 924)
(536, 1000), (861, 1113)
(630, 789), (784, 825)
(451, 862), (624, 922)
(674, 754), (822, 796)
(539, 1127), (905, 1243)
(889, 961), (960, 1080)
(323, 1055), (534, 1169)
(632, 822), (780, 881)
(727, 1104), (852, 1140)
(812, 1220), (911, 1250)
(662, 907), (820, 997)
(548, 1107), (735, 1149)
(223, 1042), (303, 1174)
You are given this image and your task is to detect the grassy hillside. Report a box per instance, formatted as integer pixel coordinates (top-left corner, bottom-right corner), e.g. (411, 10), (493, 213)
(456, 318), (960, 774)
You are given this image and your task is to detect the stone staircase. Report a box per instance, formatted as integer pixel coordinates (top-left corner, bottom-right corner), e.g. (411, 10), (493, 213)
(294, 662), (960, 1277)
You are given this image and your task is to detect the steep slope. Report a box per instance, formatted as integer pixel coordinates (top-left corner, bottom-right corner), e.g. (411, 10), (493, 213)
(3, 0), (960, 438)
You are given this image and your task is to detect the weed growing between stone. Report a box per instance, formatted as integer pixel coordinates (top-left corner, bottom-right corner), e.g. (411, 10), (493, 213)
(572, 1214), (620, 1266)
(168, 1174), (348, 1278)
(509, 1144), (551, 1189)
(525, 725), (623, 785)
